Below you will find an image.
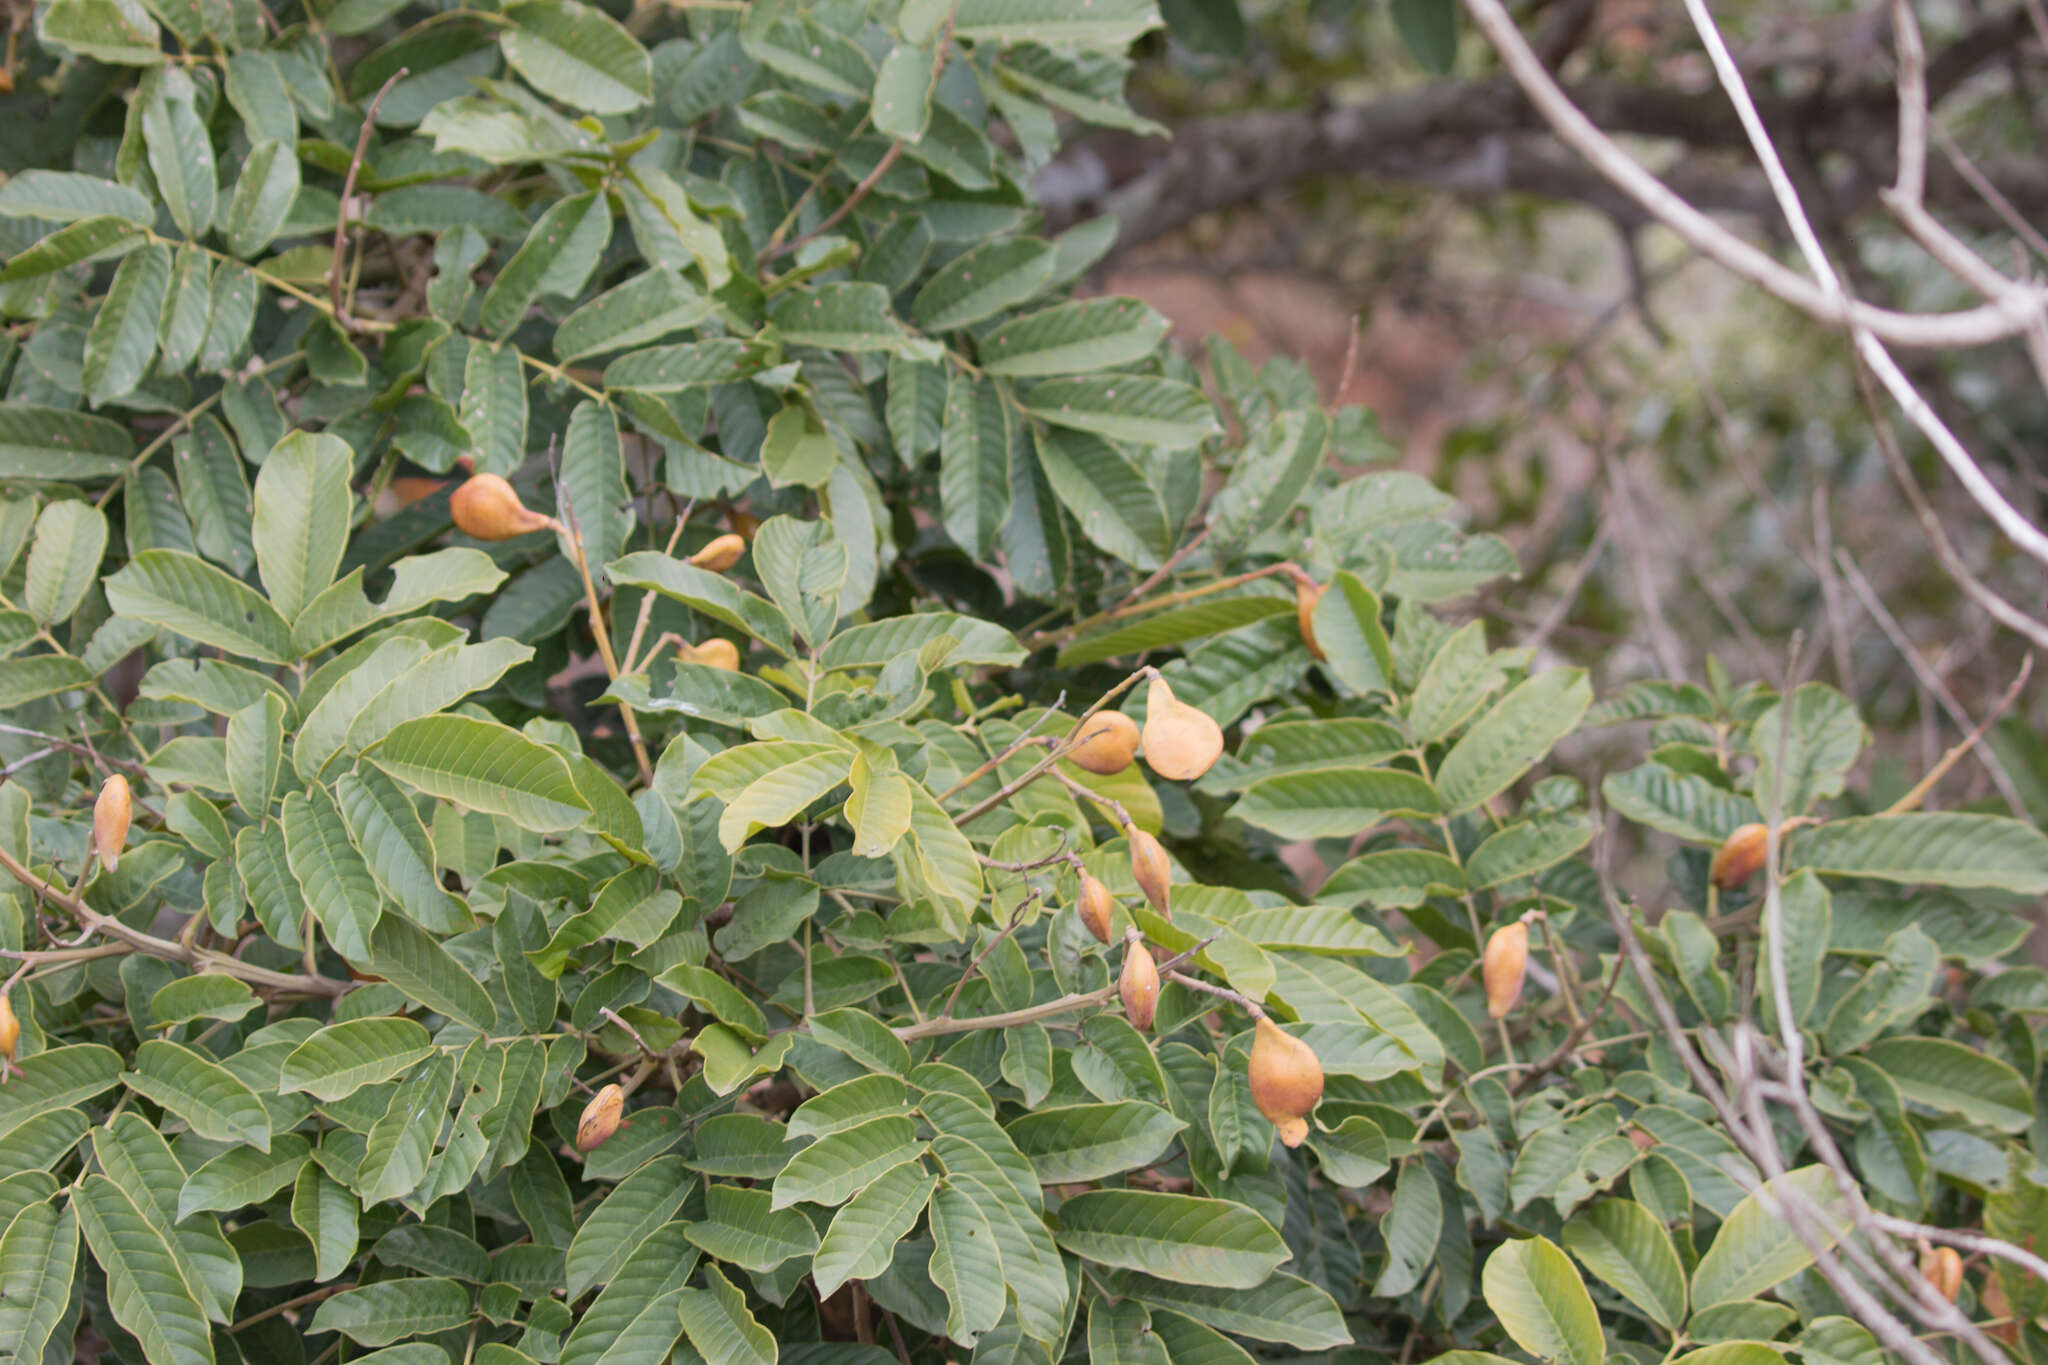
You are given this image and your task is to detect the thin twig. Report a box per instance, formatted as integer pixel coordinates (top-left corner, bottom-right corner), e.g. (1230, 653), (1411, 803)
(331, 70), (407, 331)
(1835, 549), (2029, 816)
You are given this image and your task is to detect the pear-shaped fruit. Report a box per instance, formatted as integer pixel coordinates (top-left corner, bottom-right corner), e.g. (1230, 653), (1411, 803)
(1482, 921), (1528, 1019)
(1710, 822), (1769, 889)
(1921, 1246), (1963, 1303)
(450, 473), (556, 541)
(1069, 711), (1140, 775)
(576, 1083), (624, 1152)
(1120, 941), (1159, 1031)
(1141, 677), (1223, 781)
(1248, 1015), (1323, 1147)
(0, 992), (17, 1063)
(1297, 578), (1327, 661)
(689, 533), (747, 572)
(94, 775), (131, 873)
(1077, 872), (1115, 944)
(681, 638), (740, 671)
(1128, 828), (1171, 918)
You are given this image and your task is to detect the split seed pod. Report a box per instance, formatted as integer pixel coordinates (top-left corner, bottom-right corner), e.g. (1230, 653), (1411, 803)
(681, 638), (740, 671)
(450, 473), (556, 541)
(1140, 677), (1223, 781)
(1128, 828), (1172, 918)
(576, 1083), (624, 1152)
(1296, 578), (1327, 661)
(94, 775), (131, 874)
(1120, 941), (1159, 1031)
(1069, 711), (1140, 776)
(1710, 822), (1770, 889)
(1921, 1246), (1963, 1303)
(688, 533), (747, 572)
(1077, 872), (1115, 944)
(1248, 1015), (1323, 1148)
(1482, 921), (1529, 1019)
(0, 992), (18, 1063)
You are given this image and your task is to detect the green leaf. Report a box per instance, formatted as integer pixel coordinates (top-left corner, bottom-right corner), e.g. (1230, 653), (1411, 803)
(0, 655), (94, 706)
(1561, 1199), (1686, 1331)
(0, 404), (133, 479)
(1750, 682), (1866, 818)
(773, 1115), (924, 1210)
(500, 0), (651, 112)
(105, 549), (294, 662)
(178, 1134), (311, 1220)
(1601, 763), (1760, 845)
(811, 1160), (936, 1298)
(149, 974), (260, 1029)
(740, 16), (874, 98)
(335, 765), (470, 934)
(480, 192), (612, 340)
(225, 139), (300, 257)
(73, 1175), (214, 1365)
(845, 753), (914, 858)
(682, 1183), (819, 1273)
(1091, 1298), (1171, 1365)
(124, 1047), (272, 1154)
(872, 42), (935, 141)
(1785, 812), (2048, 892)
(1435, 668), (1592, 815)
(565, 1156), (694, 1298)
(142, 72), (217, 238)
(1055, 1189), (1286, 1288)
(1690, 1166), (1851, 1309)
(282, 785), (383, 962)
(915, 238), (1056, 331)
(367, 915), (500, 1032)
(719, 750), (853, 850)
(1375, 1159), (1442, 1295)
(0, 169), (153, 224)
(555, 269), (709, 362)
(1466, 816), (1595, 889)
(367, 714), (591, 833)
(818, 613), (1025, 670)
(1392, 0), (1457, 72)
(1005, 1101), (1184, 1183)
(1861, 1036), (2033, 1131)
(1482, 1236), (1604, 1365)
(359, 1056), (454, 1203)
(0, 1045), (123, 1140)
(929, 1183), (1006, 1345)
(1033, 427), (1170, 569)
(983, 297), (1170, 377)
(1231, 766), (1441, 839)
(1023, 375), (1221, 448)
(952, 0), (1162, 44)
(24, 498), (107, 625)
(676, 1263), (775, 1365)
(173, 417), (255, 576)
(1206, 409), (1328, 544)
(559, 1221), (697, 1365)
(0, 1198), (77, 1361)
(83, 242), (171, 404)
(310, 1277), (473, 1346)
(770, 282), (902, 351)
(254, 431), (352, 624)
(1059, 589), (1293, 667)
(1101, 1269), (1352, 1351)
(940, 374), (1012, 559)
(279, 1017), (437, 1101)
(1313, 570), (1394, 695)
(226, 693), (285, 819)
(291, 1162), (359, 1281)
(530, 864), (683, 975)
(760, 402), (840, 490)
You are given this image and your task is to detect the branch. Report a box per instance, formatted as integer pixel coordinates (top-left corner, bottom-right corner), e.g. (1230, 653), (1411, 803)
(331, 70), (407, 332)
(893, 935), (1215, 1040)
(0, 844), (348, 998)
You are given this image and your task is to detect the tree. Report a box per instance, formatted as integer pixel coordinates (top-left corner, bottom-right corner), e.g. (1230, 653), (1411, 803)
(0, 2), (2045, 1365)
